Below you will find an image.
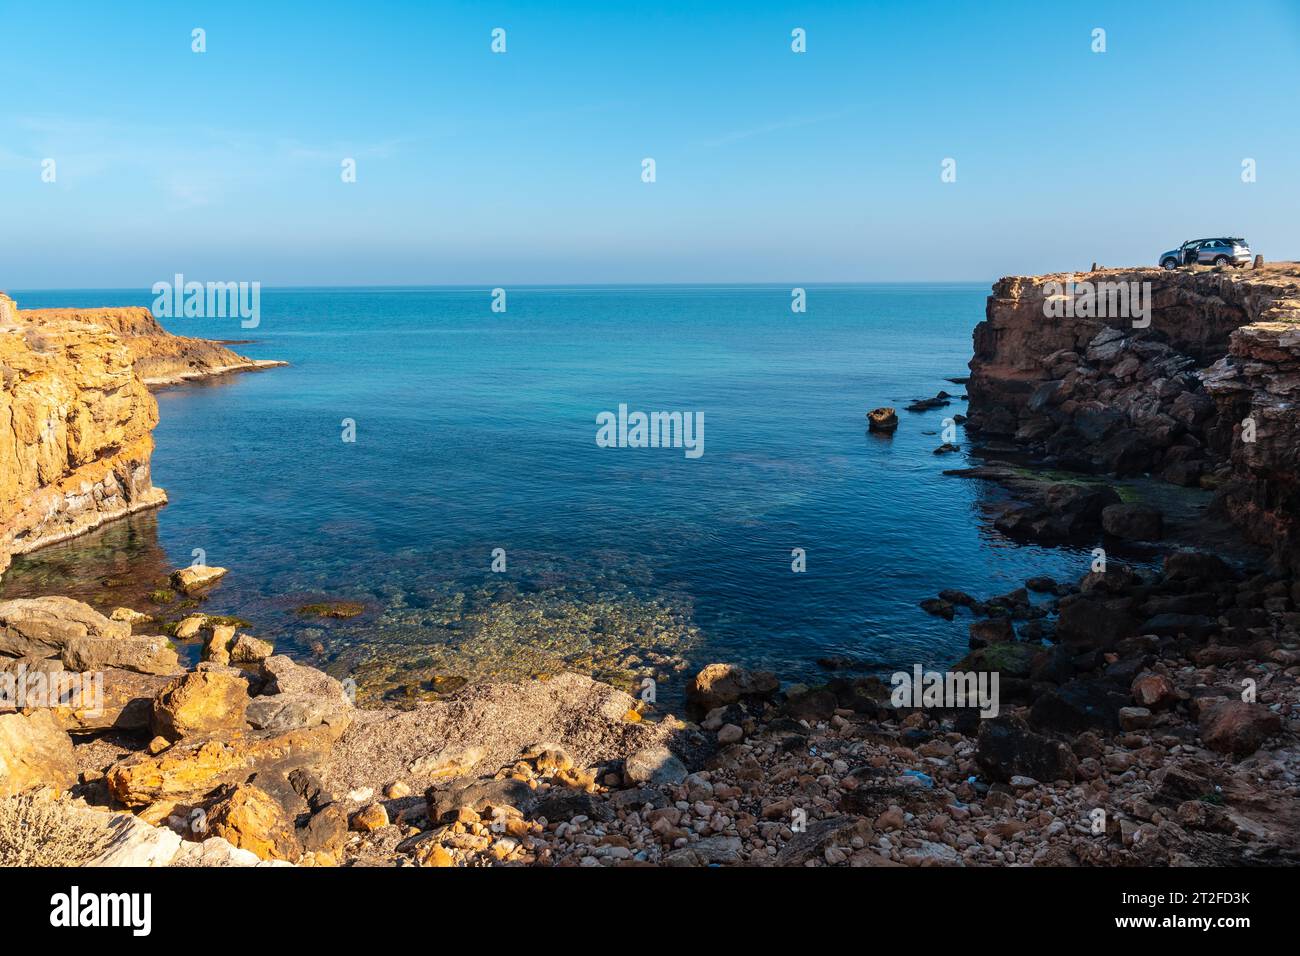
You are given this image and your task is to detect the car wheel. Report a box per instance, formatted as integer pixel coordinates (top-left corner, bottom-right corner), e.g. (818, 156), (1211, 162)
(1161, 258), (1178, 271)
(1213, 255), (1229, 266)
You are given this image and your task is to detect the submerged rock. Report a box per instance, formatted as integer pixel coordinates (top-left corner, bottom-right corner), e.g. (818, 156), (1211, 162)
(296, 601), (365, 619)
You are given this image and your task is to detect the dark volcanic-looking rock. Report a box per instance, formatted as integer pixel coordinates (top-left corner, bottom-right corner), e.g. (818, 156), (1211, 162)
(1163, 551), (1233, 583)
(976, 716), (1078, 783)
(1028, 679), (1128, 734)
(1102, 503), (1164, 540)
(919, 598), (955, 620)
(1140, 613), (1216, 640)
(1053, 595), (1138, 651)
(968, 618), (1014, 648)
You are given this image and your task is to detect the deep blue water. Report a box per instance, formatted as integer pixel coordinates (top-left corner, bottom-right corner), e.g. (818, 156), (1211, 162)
(3, 285), (1096, 704)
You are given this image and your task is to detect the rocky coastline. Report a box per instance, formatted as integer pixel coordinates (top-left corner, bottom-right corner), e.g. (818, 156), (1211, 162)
(1, 272), (1296, 868)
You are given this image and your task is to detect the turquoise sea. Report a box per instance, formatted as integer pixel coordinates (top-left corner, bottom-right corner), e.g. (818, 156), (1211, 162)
(2, 285), (1101, 705)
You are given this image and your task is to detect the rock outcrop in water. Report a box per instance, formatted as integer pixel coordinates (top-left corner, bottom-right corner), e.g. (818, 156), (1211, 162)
(967, 264), (1300, 571)
(0, 293), (284, 577)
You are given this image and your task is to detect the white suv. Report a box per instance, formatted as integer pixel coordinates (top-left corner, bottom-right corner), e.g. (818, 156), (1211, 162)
(1159, 238), (1251, 269)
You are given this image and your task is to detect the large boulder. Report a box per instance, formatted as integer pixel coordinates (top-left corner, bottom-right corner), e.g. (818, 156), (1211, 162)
(0, 710), (76, 796)
(245, 656), (352, 733)
(1198, 701), (1281, 759)
(976, 716), (1078, 783)
(1131, 672), (1180, 710)
(994, 483), (1122, 541)
(1028, 679), (1128, 734)
(1053, 595), (1138, 651)
(1043, 483), (1121, 531)
(623, 745), (688, 787)
(426, 777), (538, 823)
(106, 720), (347, 807)
(53, 668), (173, 733)
(230, 634), (274, 663)
(1140, 613), (1216, 640)
(152, 670), (251, 740)
(170, 565), (228, 594)
(1163, 551), (1234, 583)
(204, 783), (302, 862)
(955, 642), (1036, 680)
(968, 618), (1014, 648)
(0, 596), (129, 658)
(866, 407), (899, 433)
(1101, 503), (1164, 540)
(61, 634), (180, 676)
(686, 663), (778, 715)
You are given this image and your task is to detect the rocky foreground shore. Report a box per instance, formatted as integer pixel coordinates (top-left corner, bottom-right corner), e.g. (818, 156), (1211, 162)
(1, 546), (1295, 867)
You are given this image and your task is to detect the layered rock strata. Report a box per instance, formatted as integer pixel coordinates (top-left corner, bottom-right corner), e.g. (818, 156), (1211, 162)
(0, 295), (165, 576)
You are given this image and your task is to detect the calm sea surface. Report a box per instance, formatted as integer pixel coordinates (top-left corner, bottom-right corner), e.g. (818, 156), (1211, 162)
(2, 285), (1101, 705)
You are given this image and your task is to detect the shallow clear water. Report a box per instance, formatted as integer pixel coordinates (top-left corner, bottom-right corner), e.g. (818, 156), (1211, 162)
(3, 285), (1102, 705)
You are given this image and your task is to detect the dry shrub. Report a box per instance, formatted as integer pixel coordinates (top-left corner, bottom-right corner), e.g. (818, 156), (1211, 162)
(0, 791), (115, 867)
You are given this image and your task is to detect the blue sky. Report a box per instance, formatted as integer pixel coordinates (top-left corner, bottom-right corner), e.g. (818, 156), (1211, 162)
(2, 0), (1298, 287)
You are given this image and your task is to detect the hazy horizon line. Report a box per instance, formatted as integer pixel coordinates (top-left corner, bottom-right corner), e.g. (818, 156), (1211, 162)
(7, 279), (1006, 295)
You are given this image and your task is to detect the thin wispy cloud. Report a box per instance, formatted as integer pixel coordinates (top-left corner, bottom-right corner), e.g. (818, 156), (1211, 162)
(691, 108), (858, 151)
(4, 114), (403, 200)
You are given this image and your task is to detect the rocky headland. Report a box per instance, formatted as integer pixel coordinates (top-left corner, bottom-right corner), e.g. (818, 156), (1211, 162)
(966, 263), (1300, 570)
(16, 301), (285, 389)
(0, 293), (283, 578)
(1, 268), (1296, 868)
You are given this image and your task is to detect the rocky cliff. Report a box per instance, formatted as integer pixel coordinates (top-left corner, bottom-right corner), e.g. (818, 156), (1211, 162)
(0, 294), (166, 577)
(1203, 315), (1300, 570)
(967, 264), (1300, 569)
(0, 293), (284, 577)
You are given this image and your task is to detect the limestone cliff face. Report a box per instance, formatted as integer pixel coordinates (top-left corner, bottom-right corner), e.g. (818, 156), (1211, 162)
(967, 264), (1300, 569)
(0, 294), (166, 576)
(1202, 314), (1300, 570)
(19, 305), (283, 388)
